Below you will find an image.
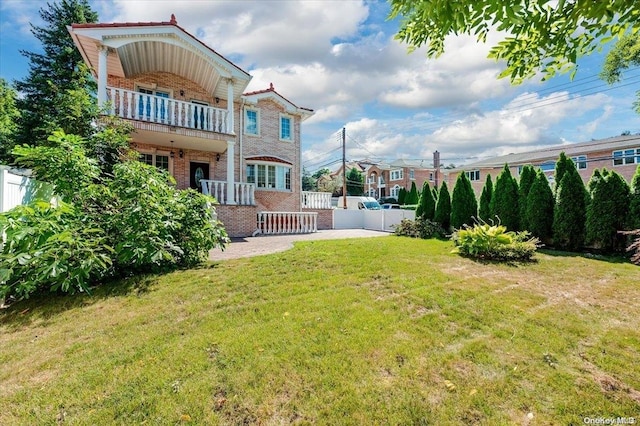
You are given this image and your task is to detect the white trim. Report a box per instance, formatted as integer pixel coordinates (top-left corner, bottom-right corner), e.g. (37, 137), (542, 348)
(279, 113), (293, 142)
(390, 169), (403, 181)
(137, 148), (173, 175)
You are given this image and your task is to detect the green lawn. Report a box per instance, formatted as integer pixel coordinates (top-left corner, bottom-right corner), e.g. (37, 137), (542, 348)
(1, 237), (639, 425)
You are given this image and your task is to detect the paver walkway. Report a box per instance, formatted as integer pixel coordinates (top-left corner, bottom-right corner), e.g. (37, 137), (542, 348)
(209, 229), (391, 261)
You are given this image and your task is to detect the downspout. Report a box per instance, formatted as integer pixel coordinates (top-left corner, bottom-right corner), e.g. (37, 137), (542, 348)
(240, 98), (244, 183)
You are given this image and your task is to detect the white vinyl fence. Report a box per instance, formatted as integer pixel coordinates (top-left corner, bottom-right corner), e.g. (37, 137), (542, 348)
(333, 209), (415, 232)
(0, 166), (55, 213)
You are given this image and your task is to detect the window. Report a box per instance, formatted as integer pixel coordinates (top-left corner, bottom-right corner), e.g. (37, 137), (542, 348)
(539, 161), (556, 172)
(390, 184), (401, 198)
(429, 172), (434, 181)
(390, 169), (403, 181)
(139, 152), (169, 172)
(280, 115), (292, 141)
(244, 108), (259, 135)
(137, 87), (170, 121)
(613, 148), (640, 166)
(246, 163), (291, 190)
(466, 170), (480, 181)
(571, 155), (587, 170)
(409, 169), (415, 180)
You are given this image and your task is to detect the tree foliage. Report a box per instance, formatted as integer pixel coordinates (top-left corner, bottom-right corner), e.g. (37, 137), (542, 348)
(434, 181), (451, 230)
(554, 152), (573, 190)
(518, 165), (536, 230)
(629, 166), (640, 230)
(398, 187), (407, 205)
(389, 0), (639, 83)
(346, 167), (364, 196)
(553, 165), (587, 251)
(415, 181), (436, 220)
(490, 165), (519, 231)
(478, 174), (493, 222)
(585, 169), (630, 252)
(525, 170), (554, 243)
(451, 172), (477, 229)
(406, 181), (419, 205)
(0, 78), (20, 162)
(15, 0), (99, 146)
(601, 33), (640, 113)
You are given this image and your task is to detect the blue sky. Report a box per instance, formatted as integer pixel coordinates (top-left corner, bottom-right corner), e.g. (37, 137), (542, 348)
(2, 0), (639, 171)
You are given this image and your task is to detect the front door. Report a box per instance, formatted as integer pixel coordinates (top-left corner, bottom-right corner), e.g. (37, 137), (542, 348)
(190, 162), (210, 192)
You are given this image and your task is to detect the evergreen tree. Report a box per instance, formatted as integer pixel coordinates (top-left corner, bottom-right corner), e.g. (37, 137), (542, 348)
(553, 166), (588, 251)
(629, 166), (640, 230)
(15, 0), (98, 146)
(431, 185), (439, 202)
(434, 181), (451, 230)
(490, 164), (520, 230)
(301, 167), (315, 191)
(526, 170), (554, 243)
(554, 152), (573, 191)
(0, 78), (20, 162)
(398, 187), (407, 205)
(478, 174), (493, 222)
(415, 181), (436, 220)
(586, 169), (630, 252)
(346, 167), (364, 195)
(518, 165), (536, 230)
(406, 181), (419, 204)
(451, 172), (478, 229)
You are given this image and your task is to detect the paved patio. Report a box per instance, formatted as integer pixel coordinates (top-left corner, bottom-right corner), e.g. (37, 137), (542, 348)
(209, 229), (391, 261)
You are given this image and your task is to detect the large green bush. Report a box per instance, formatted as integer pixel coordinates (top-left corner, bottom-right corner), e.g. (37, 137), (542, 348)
(518, 165), (536, 230)
(628, 165), (640, 230)
(490, 164), (520, 231)
(451, 222), (539, 262)
(525, 170), (554, 243)
(393, 217), (445, 239)
(434, 181), (451, 230)
(585, 169), (630, 252)
(478, 174), (493, 222)
(451, 172), (477, 229)
(415, 181), (435, 220)
(553, 166), (587, 251)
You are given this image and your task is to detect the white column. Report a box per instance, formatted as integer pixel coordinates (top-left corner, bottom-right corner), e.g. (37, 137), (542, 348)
(226, 78), (235, 134)
(226, 140), (236, 205)
(97, 45), (109, 108)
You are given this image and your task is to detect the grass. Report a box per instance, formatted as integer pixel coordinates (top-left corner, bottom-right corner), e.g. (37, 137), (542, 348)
(1, 237), (639, 425)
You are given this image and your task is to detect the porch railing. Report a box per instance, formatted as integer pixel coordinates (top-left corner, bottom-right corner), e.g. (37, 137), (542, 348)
(257, 211), (318, 235)
(301, 191), (332, 209)
(107, 87), (229, 134)
(201, 180), (255, 205)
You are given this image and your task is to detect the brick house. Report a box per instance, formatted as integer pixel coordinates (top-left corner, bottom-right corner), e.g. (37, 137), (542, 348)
(356, 159), (438, 200)
(68, 15), (323, 237)
(447, 135), (640, 195)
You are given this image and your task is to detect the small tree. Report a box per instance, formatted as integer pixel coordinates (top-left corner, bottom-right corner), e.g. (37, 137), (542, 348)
(451, 172), (477, 229)
(553, 166), (588, 251)
(518, 165), (536, 230)
(415, 181), (436, 220)
(346, 167), (364, 195)
(0, 78), (20, 162)
(434, 181), (451, 230)
(406, 181), (419, 205)
(478, 174), (493, 222)
(302, 167), (315, 191)
(398, 187), (407, 205)
(627, 165), (640, 230)
(490, 164), (520, 231)
(554, 152), (573, 191)
(586, 169), (630, 252)
(526, 170), (554, 243)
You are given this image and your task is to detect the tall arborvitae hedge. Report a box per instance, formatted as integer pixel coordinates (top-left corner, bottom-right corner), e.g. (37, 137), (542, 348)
(518, 165), (536, 230)
(554, 152), (572, 188)
(553, 165), (587, 251)
(586, 169), (630, 252)
(628, 165), (640, 230)
(434, 181), (451, 230)
(415, 181), (436, 220)
(525, 170), (554, 243)
(490, 164), (519, 230)
(406, 181), (419, 205)
(451, 172), (477, 229)
(398, 187), (407, 205)
(478, 174), (493, 222)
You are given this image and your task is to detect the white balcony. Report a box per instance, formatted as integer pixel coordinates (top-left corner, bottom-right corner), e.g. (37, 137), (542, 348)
(107, 87), (230, 134)
(201, 180), (255, 205)
(302, 191), (332, 209)
(257, 211), (318, 235)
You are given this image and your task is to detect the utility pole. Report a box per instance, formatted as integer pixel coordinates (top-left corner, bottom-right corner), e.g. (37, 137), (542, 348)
(433, 150), (440, 188)
(342, 127), (347, 208)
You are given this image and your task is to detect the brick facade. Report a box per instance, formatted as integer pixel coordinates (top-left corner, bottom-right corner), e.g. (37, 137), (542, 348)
(216, 205), (258, 238)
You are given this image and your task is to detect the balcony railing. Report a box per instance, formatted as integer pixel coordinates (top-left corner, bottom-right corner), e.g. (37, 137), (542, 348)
(201, 180), (255, 205)
(301, 191), (332, 209)
(107, 87), (229, 134)
(257, 211), (318, 235)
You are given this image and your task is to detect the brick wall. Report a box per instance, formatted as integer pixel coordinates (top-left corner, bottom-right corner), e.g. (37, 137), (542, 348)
(303, 208), (334, 230)
(216, 205), (258, 238)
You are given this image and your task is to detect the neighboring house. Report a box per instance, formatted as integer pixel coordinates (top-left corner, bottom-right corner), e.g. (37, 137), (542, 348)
(447, 134), (640, 194)
(357, 159), (438, 200)
(68, 15), (320, 237)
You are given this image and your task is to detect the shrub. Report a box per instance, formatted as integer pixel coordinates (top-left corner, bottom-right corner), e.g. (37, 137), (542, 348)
(553, 166), (587, 251)
(518, 165), (536, 230)
(525, 170), (554, 243)
(0, 201), (113, 300)
(451, 221), (539, 262)
(393, 218), (446, 239)
(434, 181), (452, 230)
(490, 164), (520, 231)
(415, 181), (435, 220)
(478, 174), (493, 222)
(451, 172), (477, 229)
(406, 181), (419, 205)
(585, 169), (630, 252)
(628, 165), (640, 230)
